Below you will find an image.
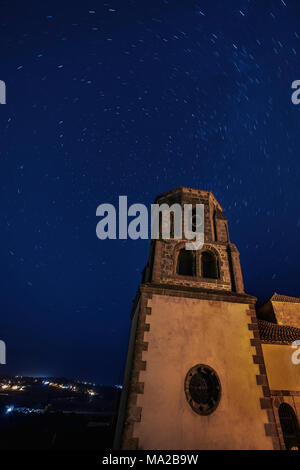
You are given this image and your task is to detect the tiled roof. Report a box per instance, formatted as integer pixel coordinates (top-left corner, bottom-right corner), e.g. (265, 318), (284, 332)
(258, 319), (300, 344)
(270, 292), (300, 303)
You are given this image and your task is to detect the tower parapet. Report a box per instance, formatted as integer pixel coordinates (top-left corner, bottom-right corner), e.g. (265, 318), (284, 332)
(143, 186), (244, 293)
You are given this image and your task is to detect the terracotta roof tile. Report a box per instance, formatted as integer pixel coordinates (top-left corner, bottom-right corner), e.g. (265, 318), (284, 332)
(258, 319), (300, 344)
(270, 292), (300, 303)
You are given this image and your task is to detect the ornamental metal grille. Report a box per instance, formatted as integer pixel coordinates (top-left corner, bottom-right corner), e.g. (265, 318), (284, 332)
(278, 403), (300, 450)
(184, 364), (221, 415)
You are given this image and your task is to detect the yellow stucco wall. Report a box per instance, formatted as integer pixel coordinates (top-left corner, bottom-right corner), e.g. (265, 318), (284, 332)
(134, 294), (273, 450)
(272, 301), (300, 329)
(262, 343), (300, 391)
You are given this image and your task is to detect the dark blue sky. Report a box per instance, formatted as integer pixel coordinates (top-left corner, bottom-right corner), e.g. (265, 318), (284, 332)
(0, 0), (299, 384)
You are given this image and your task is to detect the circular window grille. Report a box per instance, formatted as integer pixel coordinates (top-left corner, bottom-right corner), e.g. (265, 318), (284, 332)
(184, 364), (221, 415)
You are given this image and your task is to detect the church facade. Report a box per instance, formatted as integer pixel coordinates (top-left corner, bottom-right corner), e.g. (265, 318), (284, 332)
(114, 187), (300, 450)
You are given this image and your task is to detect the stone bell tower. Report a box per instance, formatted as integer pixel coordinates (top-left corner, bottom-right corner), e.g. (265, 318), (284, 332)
(114, 187), (278, 450)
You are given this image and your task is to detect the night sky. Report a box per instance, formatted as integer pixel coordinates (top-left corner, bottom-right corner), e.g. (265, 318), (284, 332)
(1, 0), (300, 384)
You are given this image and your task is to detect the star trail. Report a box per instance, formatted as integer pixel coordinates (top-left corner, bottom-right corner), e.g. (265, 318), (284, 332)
(0, 0), (299, 383)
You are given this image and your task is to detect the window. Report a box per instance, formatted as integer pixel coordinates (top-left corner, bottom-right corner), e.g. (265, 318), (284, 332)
(279, 403), (300, 450)
(191, 207), (204, 233)
(201, 251), (219, 279)
(184, 364), (221, 415)
(177, 249), (194, 276)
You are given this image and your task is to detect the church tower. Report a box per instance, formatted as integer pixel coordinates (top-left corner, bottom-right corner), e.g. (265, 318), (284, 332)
(114, 187), (279, 450)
